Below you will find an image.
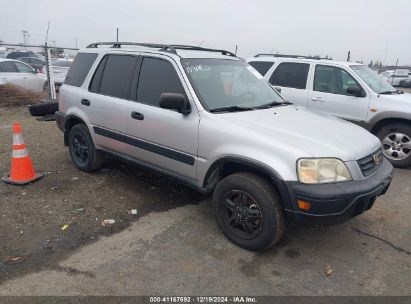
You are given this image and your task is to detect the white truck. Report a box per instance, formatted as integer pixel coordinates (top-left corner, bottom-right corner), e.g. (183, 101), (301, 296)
(247, 54), (411, 167)
(380, 69), (411, 86)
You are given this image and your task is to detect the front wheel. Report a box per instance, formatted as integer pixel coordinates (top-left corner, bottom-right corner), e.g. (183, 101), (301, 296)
(68, 124), (104, 172)
(377, 123), (411, 168)
(212, 172), (286, 251)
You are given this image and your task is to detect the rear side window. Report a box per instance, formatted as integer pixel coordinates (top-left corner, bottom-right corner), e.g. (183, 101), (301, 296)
(269, 62), (310, 89)
(98, 55), (136, 99)
(65, 53), (98, 87)
(136, 57), (185, 107)
(0, 61), (17, 72)
(248, 61), (274, 76)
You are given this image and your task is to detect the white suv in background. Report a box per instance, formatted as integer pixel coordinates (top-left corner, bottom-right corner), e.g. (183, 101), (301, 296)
(247, 54), (411, 167)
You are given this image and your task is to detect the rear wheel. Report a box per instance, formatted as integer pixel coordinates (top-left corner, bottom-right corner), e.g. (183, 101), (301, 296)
(212, 172), (286, 251)
(68, 124), (104, 172)
(377, 123), (411, 168)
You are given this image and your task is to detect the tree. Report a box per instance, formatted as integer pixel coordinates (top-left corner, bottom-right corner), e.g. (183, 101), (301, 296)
(50, 47), (64, 57)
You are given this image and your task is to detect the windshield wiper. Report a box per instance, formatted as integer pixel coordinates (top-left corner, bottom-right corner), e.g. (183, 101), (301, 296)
(252, 101), (284, 109)
(209, 105), (253, 113)
(252, 100), (292, 109)
(379, 90), (397, 95)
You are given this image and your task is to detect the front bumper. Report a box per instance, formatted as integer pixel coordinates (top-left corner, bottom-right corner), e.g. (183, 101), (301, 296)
(280, 158), (394, 225)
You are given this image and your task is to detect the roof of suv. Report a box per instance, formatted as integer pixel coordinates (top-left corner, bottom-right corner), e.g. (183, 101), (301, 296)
(80, 42), (240, 60)
(247, 55), (363, 68)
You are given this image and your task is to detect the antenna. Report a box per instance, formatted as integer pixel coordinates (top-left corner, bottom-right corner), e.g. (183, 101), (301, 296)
(45, 21), (50, 44)
(22, 30), (29, 47)
(392, 59), (399, 84)
(347, 50), (351, 62)
(377, 42), (389, 94)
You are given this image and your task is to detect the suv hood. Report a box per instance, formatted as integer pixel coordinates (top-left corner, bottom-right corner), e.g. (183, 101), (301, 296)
(218, 106), (381, 161)
(379, 92), (411, 111)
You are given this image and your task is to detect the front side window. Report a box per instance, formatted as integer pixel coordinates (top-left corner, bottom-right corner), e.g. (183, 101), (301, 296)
(65, 53), (98, 87)
(13, 61), (34, 73)
(98, 55), (136, 99)
(248, 61), (274, 76)
(182, 59), (283, 111)
(0, 61), (17, 72)
(269, 62), (310, 89)
(314, 65), (361, 95)
(137, 57), (185, 107)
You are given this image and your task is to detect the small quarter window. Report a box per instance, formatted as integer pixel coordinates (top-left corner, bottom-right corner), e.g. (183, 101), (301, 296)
(65, 53), (98, 87)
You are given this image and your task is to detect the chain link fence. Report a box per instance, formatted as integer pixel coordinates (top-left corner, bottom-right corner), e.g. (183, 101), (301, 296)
(0, 43), (78, 106)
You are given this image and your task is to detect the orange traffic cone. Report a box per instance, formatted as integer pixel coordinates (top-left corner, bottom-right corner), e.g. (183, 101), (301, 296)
(2, 122), (43, 185)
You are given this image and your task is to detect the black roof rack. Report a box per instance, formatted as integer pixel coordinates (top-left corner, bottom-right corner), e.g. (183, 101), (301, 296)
(170, 45), (236, 57)
(86, 42), (236, 57)
(254, 53), (330, 60)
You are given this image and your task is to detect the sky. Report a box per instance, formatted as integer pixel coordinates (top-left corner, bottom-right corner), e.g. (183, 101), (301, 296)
(0, 0), (410, 65)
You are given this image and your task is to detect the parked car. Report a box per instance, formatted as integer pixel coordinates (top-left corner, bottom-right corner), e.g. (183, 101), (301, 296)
(380, 69), (411, 86)
(51, 59), (72, 91)
(0, 58), (46, 92)
(6, 51), (36, 60)
(17, 57), (46, 73)
(399, 78), (411, 88)
(55, 43), (394, 250)
(247, 54), (411, 167)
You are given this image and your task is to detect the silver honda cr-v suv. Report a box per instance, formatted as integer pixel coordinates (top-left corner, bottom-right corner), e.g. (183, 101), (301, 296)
(56, 42), (393, 251)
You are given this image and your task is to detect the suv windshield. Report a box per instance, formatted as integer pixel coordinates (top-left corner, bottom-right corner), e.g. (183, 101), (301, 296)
(351, 65), (397, 94)
(182, 59), (284, 112)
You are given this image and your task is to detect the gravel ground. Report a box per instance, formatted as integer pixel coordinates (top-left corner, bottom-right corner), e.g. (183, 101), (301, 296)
(0, 106), (205, 284)
(0, 106), (410, 296)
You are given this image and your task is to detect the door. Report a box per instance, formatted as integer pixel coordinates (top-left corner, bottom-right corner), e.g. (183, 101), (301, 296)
(126, 55), (199, 180)
(13, 61), (43, 92)
(86, 54), (138, 154)
(0, 61), (25, 87)
(308, 64), (370, 121)
(268, 62), (310, 106)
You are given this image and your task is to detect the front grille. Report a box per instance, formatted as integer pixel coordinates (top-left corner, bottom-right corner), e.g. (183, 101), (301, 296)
(358, 148), (383, 177)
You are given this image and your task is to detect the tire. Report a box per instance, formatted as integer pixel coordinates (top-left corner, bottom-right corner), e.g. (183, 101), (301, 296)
(212, 172), (286, 251)
(377, 123), (411, 168)
(68, 124), (104, 172)
(28, 101), (58, 116)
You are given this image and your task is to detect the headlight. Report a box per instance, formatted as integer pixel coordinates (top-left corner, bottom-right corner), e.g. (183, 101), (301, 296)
(297, 158), (352, 184)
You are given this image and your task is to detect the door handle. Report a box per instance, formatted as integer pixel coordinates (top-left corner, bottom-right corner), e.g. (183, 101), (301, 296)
(131, 111), (144, 120)
(81, 99), (91, 106)
(311, 97), (325, 103)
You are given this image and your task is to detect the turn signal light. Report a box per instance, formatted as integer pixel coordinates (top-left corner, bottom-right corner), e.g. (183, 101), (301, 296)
(297, 200), (311, 211)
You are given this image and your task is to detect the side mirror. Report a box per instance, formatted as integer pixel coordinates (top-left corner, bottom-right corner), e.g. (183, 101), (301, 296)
(159, 93), (191, 115)
(274, 87), (282, 94)
(347, 86), (365, 97)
